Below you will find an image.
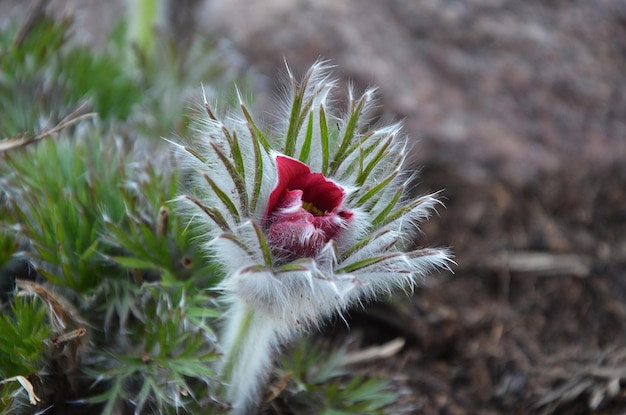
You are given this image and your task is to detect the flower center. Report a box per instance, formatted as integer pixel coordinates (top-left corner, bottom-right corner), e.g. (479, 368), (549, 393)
(302, 201), (324, 216)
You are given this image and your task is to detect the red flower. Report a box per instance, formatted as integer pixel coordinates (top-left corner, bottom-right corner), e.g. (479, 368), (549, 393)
(265, 155), (353, 260)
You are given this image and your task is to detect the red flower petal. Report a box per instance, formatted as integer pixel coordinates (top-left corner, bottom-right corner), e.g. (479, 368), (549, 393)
(264, 155), (353, 260)
(290, 172), (344, 213)
(265, 156), (311, 219)
(266, 155), (345, 219)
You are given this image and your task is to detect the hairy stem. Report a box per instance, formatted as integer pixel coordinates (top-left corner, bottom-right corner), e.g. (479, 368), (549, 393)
(219, 302), (277, 414)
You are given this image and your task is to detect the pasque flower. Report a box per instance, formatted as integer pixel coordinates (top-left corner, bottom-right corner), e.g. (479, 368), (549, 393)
(265, 155), (353, 261)
(172, 61), (452, 414)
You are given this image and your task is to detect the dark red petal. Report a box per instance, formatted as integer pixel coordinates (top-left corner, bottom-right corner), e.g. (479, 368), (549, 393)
(289, 173), (344, 213)
(265, 155), (311, 218)
(266, 219), (326, 259)
(266, 155), (345, 219)
(266, 207), (353, 261)
(275, 189), (304, 212)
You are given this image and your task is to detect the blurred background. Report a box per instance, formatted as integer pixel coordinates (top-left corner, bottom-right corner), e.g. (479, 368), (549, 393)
(2, 0), (626, 413)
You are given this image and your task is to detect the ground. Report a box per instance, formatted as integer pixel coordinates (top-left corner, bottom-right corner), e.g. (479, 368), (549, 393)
(3, 0), (626, 413)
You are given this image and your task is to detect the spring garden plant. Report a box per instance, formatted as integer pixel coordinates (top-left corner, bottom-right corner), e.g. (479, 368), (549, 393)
(173, 61), (452, 414)
(0, 12), (451, 415)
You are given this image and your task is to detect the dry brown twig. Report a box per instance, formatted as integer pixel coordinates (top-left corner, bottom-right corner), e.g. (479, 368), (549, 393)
(0, 103), (96, 153)
(0, 375), (41, 405)
(339, 337), (406, 367)
(532, 348), (626, 414)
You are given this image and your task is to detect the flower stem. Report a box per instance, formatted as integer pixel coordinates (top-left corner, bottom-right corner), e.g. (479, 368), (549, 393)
(219, 302), (277, 414)
(220, 304), (255, 384)
(126, 0), (161, 64)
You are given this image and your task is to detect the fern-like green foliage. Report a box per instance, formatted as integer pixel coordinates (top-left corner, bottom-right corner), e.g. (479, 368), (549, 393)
(0, 297), (49, 412)
(279, 340), (397, 414)
(5, 136), (126, 293)
(0, 126), (223, 413)
(0, 297), (50, 378)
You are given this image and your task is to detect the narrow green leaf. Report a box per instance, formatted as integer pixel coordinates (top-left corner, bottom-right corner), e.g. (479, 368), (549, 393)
(338, 130), (375, 170)
(336, 253), (402, 274)
(218, 233), (255, 258)
(284, 71), (315, 156)
(167, 360), (215, 379)
(356, 135), (393, 186)
(183, 145), (206, 163)
(88, 377), (124, 415)
(353, 169), (398, 207)
(374, 194), (432, 228)
(186, 306), (221, 319)
(105, 219), (140, 251)
(330, 94), (367, 175)
(275, 262), (313, 274)
(109, 256), (161, 270)
(319, 104), (330, 174)
(372, 186), (404, 227)
(284, 76), (303, 156)
(183, 195), (231, 231)
(248, 121), (264, 214)
(227, 128), (245, 178)
(241, 103), (271, 150)
(298, 111), (314, 164)
(203, 174), (240, 225)
(251, 221), (272, 268)
(406, 248), (442, 260)
(133, 377), (154, 414)
(203, 95), (218, 121)
(340, 229), (393, 262)
(209, 142), (248, 215)
(61, 258), (79, 290)
(239, 264), (268, 274)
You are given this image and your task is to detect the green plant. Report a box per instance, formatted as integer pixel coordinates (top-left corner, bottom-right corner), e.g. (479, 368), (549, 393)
(0, 124), (222, 414)
(0, 10), (443, 415)
(279, 339), (397, 414)
(0, 15), (142, 138)
(173, 61), (451, 414)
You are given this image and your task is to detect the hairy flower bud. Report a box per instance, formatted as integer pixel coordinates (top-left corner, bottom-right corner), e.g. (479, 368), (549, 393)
(265, 155), (353, 261)
(172, 61), (453, 414)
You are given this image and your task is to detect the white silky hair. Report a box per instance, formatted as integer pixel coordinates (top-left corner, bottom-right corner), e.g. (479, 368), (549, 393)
(217, 300), (280, 415)
(172, 60), (453, 414)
